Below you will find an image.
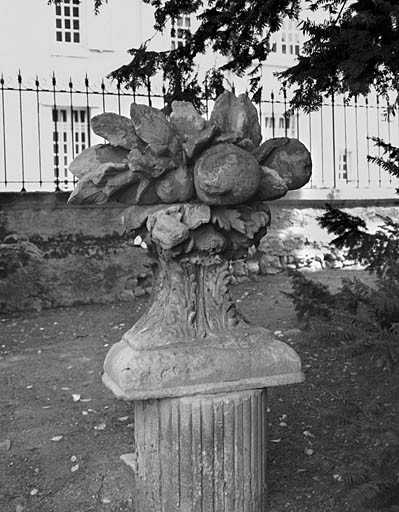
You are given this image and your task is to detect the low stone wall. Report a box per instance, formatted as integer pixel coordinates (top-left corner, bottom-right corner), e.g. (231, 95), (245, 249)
(0, 192), (152, 313)
(228, 199), (399, 281)
(1, 192), (398, 312)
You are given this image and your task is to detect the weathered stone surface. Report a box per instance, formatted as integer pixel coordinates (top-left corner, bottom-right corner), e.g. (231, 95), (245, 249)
(155, 166), (194, 203)
(120, 204), (168, 232)
(253, 137), (289, 163)
(69, 144), (129, 179)
(143, 146), (178, 177)
(194, 143), (261, 205)
(262, 138), (312, 190)
(236, 202), (271, 240)
(130, 103), (180, 154)
(68, 162), (133, 205)
(124, 390), (268, 512)
(237, 137), (256, 152)
(169, 101), (207, 141)
(0, 229), (149, 313)
(191, 225), (226, 253)
(147, 208), (189, 250)
(183, 125), (218, 160)
(210, 91), (262, 147)
(115, 176), (159, 205)
(181, 203), (211, 230)
(212, 131), (241, 145)
(128, 148), (176, 180)
(103, 256), (304, 400)
(91, 113), (142, 150)
(257, 165), (289, 200)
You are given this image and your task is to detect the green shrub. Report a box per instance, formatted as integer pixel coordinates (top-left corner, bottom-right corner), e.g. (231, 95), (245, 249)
(288, 201), (399, 509)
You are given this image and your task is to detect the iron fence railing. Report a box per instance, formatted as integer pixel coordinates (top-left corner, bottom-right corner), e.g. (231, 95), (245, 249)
(0, 71), (398, 194)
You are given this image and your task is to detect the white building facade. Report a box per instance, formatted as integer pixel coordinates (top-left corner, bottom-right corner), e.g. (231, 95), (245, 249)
(0, 0), (397, 196)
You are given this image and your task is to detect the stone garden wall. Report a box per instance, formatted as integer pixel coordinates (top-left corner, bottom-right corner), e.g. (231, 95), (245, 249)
(1, 192), (398, 312)
(0, 192), (151, 313)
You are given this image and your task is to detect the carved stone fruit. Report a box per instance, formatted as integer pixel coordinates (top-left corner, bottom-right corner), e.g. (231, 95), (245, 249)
(194, 143), (261, 205)
(181, 204), (211, 230)
(130, 103), (180, 155)
(257, 166), (289, 201)
(69, 144), (129, 179)
(114, 177), (159, 205)
(121, 204), (168, 233)
(68, 162), (132, 204)
(147, 209), (189, 250)
(155, 166), (194, 203)
(210, 91), (262, 147)
(91, 113), (143, 150)
(253, 137), (290, 164)
(260, 138), (312, 190)
(169, 101), (207, 141)
(183, 125), (218, 160)
(191, 225), (226, 253)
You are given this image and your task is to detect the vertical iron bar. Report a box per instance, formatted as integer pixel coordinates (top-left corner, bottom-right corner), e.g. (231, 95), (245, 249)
(204, 78), (209, 120)
(117, 79), (121, 115)
(85, 74), (91, 146)
(320, 104), (324, 186)
(162, 84), (167, 111)
(271, 91), (275, 138)
(387, 98), (392, 184)
(1, 74), (7, 187)
(101, 79), (106, 113)
(354, 96), (360, 188)
(296, 109), (299, 138)
(17, 71), (26, 192)
(35, 76), (43, 187)
(376, 94), (381, 187)
(283, 87), (288, 137)
(257, 86), (262, 137)
(331, 91), (336, 189)
(100, 79), (107, 144)
(343, 95), (348, 184)
(308, 111), (313, 187)
(147, 78), (152, 107)
(69, 77), (76, 186)
(52, 72), (60, 191)
(365, 97), (370, 185)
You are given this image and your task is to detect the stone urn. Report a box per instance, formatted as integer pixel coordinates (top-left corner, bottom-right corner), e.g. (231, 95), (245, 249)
(68, 90), (312, 511)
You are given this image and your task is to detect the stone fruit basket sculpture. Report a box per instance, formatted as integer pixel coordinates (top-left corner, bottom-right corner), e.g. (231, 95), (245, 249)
(69, 91), (311, 511)
(68, 90), (311, 399)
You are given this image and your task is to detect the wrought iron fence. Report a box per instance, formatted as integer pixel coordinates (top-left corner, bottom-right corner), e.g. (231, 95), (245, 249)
(0, 71), (398, 194)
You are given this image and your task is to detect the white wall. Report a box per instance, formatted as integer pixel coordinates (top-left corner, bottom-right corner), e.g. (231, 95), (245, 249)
(0, 1), (397, 197)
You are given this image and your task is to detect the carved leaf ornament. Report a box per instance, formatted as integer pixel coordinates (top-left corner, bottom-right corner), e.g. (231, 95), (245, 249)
(68, 91), (312, 258)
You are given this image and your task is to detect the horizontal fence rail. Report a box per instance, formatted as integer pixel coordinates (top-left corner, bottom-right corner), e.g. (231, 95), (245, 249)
(0, 71), (398, 195)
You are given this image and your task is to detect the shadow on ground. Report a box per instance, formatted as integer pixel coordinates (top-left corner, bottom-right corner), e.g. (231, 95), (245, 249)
(0, 270), (374, 512)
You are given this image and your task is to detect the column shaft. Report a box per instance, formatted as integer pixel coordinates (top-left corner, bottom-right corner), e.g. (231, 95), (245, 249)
(130, 389), (268, 512)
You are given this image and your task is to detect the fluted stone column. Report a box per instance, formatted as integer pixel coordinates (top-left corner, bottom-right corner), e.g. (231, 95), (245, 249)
(103, 255), (303, 512)
(125, 390), (267, 512)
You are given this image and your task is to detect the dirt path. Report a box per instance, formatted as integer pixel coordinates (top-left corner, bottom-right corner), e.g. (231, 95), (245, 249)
(0, 270), (373, 512)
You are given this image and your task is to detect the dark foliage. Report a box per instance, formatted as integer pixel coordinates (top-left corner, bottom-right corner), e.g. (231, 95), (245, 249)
(368, 137), (399, 194)
(317, 204), (399, 278)
(281, 0), (399, 111)
(288, 200), (399, 508)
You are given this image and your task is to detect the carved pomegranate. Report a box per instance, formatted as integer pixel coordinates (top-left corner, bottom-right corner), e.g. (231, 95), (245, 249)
(193, 143), (261, 205)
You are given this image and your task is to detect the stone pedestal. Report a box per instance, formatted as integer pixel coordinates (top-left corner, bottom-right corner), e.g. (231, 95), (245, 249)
(103, 255), (303, 512)
(124, 390), (267, 512)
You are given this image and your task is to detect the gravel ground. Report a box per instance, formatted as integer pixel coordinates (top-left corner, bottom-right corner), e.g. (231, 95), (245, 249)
(0, 269), (375, 512)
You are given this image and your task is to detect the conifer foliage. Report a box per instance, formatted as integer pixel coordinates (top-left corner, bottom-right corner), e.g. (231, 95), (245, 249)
(288, 199), (399, 508)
